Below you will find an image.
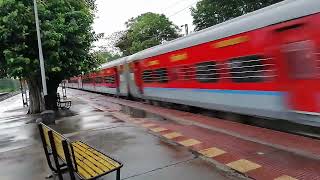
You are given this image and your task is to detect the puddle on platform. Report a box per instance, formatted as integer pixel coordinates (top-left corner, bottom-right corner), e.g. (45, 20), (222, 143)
(120, 106), (167, 121)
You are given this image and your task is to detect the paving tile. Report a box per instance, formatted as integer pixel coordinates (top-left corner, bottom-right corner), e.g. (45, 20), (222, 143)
(142, 123), (157, 128)
(199, 147), (226, 158)
(274, 175), (299, 180)
(226, 159), (261, 173)
(162, 132), (183, 139)
(179, 139), (202, 147)
(150, 127), (168, 133)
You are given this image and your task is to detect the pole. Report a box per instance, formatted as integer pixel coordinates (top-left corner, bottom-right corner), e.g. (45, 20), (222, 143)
(185, 24), (189, 35)
(20, 79), (26, 107)
(33, 0), (48, 96)
(181, 24), (189, 36)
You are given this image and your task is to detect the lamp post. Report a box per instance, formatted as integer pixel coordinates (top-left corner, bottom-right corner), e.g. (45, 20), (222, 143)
(33, 0), (48, 97)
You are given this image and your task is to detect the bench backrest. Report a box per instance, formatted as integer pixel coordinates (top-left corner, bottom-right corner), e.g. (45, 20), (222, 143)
(57, 93), (61, 103)
(41, 124), (65, 158)
(38, 123), (77, 171)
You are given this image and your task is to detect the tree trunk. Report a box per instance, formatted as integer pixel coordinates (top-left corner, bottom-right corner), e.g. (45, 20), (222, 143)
(27, 78), (45, 114)
(45, 80), (59, 111)
(26, 77), (61, 114)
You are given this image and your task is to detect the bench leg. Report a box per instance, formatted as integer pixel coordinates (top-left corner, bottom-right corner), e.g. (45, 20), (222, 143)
(116, 169), (121, 180)
(38, 124), (57, 172)
(62, 140), (76, 180)
(48, 131), (64, 180)
(45, 173), (54, 179)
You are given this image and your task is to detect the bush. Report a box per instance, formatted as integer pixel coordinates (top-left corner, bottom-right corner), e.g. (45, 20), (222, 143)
(0, 79), (19, 92)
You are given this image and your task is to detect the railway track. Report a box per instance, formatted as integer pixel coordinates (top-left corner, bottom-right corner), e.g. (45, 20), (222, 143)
(0, 92), (20, 102)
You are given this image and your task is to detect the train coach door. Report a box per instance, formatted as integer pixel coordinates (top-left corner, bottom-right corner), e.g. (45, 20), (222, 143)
(128, 62), (143, 98)
(276, 25), (320, 115)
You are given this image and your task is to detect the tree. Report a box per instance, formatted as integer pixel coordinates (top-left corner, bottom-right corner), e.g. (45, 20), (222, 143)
(102, 31), (126, 54)
(0, 0), (102, 113)
(97, 50), (122, 63)
(116, 12), (181, 56)
(191, 0), (283, 31)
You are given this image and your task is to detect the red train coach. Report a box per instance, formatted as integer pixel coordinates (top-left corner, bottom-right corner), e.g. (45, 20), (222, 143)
(95, 67), (118, 94)
(68, 0), (320, 126)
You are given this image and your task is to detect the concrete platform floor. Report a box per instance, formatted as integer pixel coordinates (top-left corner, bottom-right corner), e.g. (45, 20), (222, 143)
(69, 88), (320, 180)
(0, 94), (244, 180)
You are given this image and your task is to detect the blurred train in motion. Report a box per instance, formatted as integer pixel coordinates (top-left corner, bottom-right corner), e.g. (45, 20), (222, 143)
(66, 0), (320, 126)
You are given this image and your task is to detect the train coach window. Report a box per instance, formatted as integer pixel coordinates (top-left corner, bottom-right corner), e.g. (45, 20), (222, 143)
(82, 78), (91, 83)
(142, 70), (153, 83)
(228, 55), (270, 83)
(104, 75), (115, 84)
(180, 66), (194, 80)
(196, 62), (219, 82)
(110, 75), (115, 84)
(154, 68), (168, 83)
(95, 77), (103, 83)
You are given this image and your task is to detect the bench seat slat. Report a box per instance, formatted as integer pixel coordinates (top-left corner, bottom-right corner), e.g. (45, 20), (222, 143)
(73, 143), (116, 170)
(73, 147), (110, 172)
(76, 158), (98, 177)
(83, 159), (104, 174)
(42, 125), (66, 160)
(77, 166), (92, 179)
(43, 128), (50, 146)
(53, 137), (66, 160)
(76, 142), (120, 168)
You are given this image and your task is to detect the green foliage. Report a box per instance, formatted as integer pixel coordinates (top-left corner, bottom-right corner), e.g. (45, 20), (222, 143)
(116, 12), (181, 56)
(103, 31), (126, 54)
(0, 0), (101, 84)
(0, 78), (19, 92)
(0, 88), (15, 93)
(98, 51), (122, 63)
(191, 0), (283, 31)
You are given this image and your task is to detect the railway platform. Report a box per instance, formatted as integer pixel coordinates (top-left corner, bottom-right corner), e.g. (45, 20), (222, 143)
(69, 88), (320, 180)
(0, 92), (243, 180)
(0, 90), (319, 180)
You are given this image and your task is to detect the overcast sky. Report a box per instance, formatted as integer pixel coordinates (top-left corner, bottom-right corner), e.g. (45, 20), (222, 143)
(93, 0), (200, 48)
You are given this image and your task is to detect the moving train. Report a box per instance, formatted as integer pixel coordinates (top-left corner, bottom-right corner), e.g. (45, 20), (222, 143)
(66, 0), (320, 126)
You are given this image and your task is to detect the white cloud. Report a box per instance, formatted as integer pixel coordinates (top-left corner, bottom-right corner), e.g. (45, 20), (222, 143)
(93, 0), (199, 48)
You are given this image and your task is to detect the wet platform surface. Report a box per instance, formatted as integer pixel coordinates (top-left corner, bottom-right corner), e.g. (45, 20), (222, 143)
(69, 88), (320, 180)
(0, 94), (242, 180)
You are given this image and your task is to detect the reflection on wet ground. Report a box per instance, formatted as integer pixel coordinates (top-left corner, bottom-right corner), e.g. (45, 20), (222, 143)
(121, 105), (167, 121)
(0, 94), (242, 180)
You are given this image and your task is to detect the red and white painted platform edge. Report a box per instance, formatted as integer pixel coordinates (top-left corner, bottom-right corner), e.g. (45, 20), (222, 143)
(72, 90), (320, 180)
